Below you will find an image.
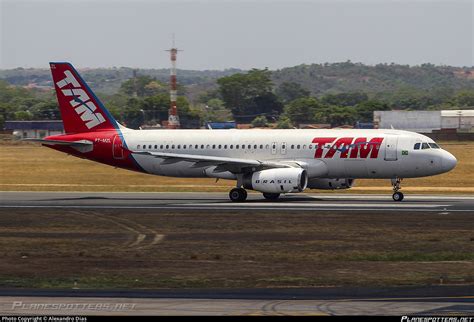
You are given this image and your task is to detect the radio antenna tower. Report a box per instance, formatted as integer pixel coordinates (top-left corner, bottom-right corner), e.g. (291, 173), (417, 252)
(165, 34), (181, 129)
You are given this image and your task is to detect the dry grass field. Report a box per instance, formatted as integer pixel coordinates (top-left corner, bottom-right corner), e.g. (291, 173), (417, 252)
(0, 208), (472, 289)
(0, 140), (473, 193)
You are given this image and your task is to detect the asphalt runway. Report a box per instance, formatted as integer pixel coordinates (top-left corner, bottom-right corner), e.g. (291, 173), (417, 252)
(1, 191), (473, 315)
(0, 191), (473, 213)
(0, 287), (473, 315)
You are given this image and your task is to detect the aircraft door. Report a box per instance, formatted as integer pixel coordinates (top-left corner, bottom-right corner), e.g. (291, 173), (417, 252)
(271, 142), (277, 155)
(112, 135), (124, 159)
(384, 136), (398, 161)
(281, 142), (287, 155)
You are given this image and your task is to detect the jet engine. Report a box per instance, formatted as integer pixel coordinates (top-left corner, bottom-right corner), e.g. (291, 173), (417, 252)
(307, 178), (355, 190)
(243, 168), (308, 194)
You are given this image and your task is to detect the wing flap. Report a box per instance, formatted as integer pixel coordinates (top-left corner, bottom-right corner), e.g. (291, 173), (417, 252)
(131, 150), (292, 173)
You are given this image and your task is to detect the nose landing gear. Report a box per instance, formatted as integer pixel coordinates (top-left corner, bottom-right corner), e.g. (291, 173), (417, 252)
(391, 178), (404, 201)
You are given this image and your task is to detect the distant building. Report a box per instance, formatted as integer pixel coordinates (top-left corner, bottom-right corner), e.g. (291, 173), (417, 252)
(299, 123), (331, 129)
(354, 121), (374, 129)
(373, 110), (474, 133)
(206, 122), (236, 129)
(4, 120), (64, 139)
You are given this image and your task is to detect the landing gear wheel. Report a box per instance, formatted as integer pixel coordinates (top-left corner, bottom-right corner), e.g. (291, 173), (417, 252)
(263, 193), (280, 200)
(229, 188), (247, 202)
(392, 191), (404, 202)
(391, 177), (404, 202)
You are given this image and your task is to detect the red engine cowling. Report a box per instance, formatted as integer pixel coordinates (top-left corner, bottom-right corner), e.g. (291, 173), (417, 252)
(307, 178), (355, 190)
(243, 168), (308, 194)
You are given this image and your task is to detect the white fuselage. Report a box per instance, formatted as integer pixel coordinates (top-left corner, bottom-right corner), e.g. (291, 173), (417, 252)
(121, 128), (457, 180)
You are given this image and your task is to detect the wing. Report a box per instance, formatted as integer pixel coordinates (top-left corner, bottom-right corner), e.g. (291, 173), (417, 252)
(131, 150), (294, 174)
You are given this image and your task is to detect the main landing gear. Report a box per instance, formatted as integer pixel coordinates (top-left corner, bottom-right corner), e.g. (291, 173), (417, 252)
(263, 193), (280, 200)
(229, 187), (247, 202)
(391, 178), (404, 202)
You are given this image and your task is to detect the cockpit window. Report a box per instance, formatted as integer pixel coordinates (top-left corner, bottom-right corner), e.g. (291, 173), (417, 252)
(422, 143), (429, 149)
(428, 143), (440, 149)
(414, 143), (420, 150)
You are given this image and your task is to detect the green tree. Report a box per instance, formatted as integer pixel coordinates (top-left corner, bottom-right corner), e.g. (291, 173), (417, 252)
(14, 110), (33, 120)
(217, 69), (283, 123)
(120, 76), (166, 97)
(206, 98), (225, 110)
(121, 98), (144, 129)
(251, 116), (269, 127)
(275, 82), (310, 104)
(30, 100), (61, 120)
(321, 106), (358, 127)
(283, 97), (324, 126)
(454, 90), (474, 107)
(355, 100), (390, 122)
(321, 92), (369, 107)
(276, 115), (293, 129)
(144, 80), (167, 96)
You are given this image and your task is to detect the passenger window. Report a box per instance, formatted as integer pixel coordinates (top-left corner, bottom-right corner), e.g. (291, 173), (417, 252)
(171, 145), (175, 149)
(212, 144), (215, 149)
(309, 145), (312, 150)
(177, 145), (181, 149)
(254, 144), (257, 149)
(154, 145), (157, 149)
(160, 145), (163, 149)
(148, 145), (152, 149)
(260, 144), (263, 149)
(218, 145), (222, 149)
(230, 145), (233, 149)
(414, 143), (420, 150)
(224, 145), (227, 149)
(291, 144), (294, 149)
(242, 145), (245, 149)
(265, 144), (269, 149)
(183, 145), (187, 149)
(206, 145), (210, 149)
(166, 145), (169, 149)
(195, 144), (198, 149)
(303, 145), (306, 149)
(422, 143), (429, 149)
(236, 145), (239, 149)
(201, 144), (204, 149)
(137, 145), (140, 149)
(297, 145), (300, 149)
(248, 145), (251, 149)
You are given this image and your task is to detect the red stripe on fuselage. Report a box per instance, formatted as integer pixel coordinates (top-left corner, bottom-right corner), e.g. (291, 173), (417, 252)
(44, 131), (143, 173)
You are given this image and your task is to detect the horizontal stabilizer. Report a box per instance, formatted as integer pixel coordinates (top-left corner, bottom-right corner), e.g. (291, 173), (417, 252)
(22, 138), (93, 153)
(22, 138), (93, 146)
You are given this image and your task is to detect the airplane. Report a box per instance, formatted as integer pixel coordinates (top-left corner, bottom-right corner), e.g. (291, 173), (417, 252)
(26, 62), (458, 202)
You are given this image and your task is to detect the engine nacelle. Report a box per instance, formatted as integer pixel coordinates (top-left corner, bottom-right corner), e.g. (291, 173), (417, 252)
(243, 168), (308, 194)
(307, 178), (355, 190)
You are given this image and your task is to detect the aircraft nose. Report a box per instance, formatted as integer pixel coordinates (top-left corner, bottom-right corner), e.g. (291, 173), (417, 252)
(442, 151), (457, 172)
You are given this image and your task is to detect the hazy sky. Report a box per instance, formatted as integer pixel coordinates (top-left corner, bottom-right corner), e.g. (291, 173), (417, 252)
(1, 0), (472, 70)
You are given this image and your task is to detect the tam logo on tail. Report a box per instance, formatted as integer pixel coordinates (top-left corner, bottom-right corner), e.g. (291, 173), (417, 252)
(50, 62), (117, 133)
(54, 69), (105, 129)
